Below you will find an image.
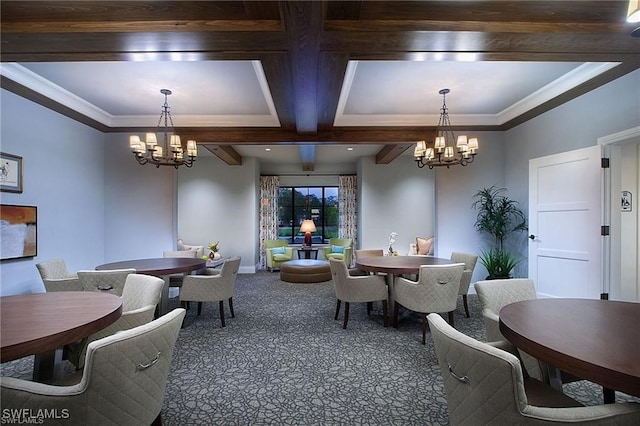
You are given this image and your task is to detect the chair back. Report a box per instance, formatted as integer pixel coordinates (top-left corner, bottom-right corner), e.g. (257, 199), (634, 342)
(163, 250), (197, 258)
(81, 308), (186, 424)
(215, 256), (242, 298)
(329, 238), (352, 248)
(412, 263), (465, 313)
(264, 239), (288, 249)
(427, 313), (528, 426)
(121, 273), (165, 312)
(354, 249), (384, 260)
(36, 258), (76, 280)
(450, 252), (478, 295)
(474, 278), (536, 338)
(329, 258), (350, 299)
(43, 277), (83, 292)
(77, 268), (136, 296)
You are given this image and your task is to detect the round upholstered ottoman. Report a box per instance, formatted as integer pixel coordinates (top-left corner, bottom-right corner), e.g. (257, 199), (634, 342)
(279, 259), (332, 283)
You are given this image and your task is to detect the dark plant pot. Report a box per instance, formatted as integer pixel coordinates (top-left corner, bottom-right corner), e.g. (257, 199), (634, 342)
(486, 275), (511, 280)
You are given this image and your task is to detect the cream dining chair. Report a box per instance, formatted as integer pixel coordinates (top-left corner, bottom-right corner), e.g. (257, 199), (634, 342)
(394, 263), (464, 344)
(36, 258), (82, 292)
(427, 313), (640, 426)
(450, 251), (478, 318)
(329, 258), (388, 329)
(1, 308), (186, 426)
(180, 256), (241, 327)
(77, 268), (136, 297)
(66, 273), (165, 369)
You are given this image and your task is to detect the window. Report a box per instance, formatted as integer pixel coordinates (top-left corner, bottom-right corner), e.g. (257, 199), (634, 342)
(278, 187), (338, 244)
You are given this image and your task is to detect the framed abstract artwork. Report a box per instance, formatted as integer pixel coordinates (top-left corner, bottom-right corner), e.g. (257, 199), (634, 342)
(0, 205), (37, 261)
(0, 152), (23, 193)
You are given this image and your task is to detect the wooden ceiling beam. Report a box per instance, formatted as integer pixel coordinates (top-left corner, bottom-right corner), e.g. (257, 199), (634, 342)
(375, 144), (414, 165)
(201, 144), (242, 166)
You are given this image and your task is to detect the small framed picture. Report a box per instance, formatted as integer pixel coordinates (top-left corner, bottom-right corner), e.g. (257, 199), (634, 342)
(0, 152), (23, 193)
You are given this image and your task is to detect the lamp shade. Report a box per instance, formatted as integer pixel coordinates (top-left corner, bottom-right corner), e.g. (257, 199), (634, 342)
(629, 0), (640, 22)
(299, 219), (317, 233)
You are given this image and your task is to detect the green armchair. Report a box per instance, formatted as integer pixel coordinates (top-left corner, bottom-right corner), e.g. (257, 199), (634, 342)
(323, 238), (353, 265)
(265, 239), (294, 271)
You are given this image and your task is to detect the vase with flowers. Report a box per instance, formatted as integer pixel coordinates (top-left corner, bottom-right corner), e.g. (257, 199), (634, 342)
(388, 232), (398, 256)
(208, 241), (221, 260)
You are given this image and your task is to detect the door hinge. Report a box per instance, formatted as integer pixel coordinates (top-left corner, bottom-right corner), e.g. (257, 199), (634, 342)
(601, 225), (610, 236)
(601, 158), (610, 168)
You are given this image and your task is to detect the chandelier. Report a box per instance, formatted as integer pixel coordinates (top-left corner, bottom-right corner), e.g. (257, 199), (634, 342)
(414, 88), (479, 169)
(129, 89), (197, 169)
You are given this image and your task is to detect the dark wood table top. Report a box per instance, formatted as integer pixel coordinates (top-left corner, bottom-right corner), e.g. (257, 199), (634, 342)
(355, 255), (454, 275)
(1, 291), (122, 363)
(96, 257), (206, 276)
(499, 298), (640, 398)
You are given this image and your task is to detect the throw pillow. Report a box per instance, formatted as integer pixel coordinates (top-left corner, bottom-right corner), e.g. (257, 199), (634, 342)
(272, 247), (285, 255)
(416, 237), (434, 255)
(332, 245), (345, 254)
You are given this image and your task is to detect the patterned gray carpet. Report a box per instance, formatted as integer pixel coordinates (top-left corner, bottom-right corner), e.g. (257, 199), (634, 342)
(2, 272), (638, 425)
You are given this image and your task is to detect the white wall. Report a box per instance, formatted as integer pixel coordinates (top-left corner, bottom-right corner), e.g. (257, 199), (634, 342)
(103, 133), (176, 262)
(177, 155), (259, 273)
(504, 69), (640, 277)
(505, 70), (640, 211)
(358, 155), (435, 254)
(0, 90), (105, 295)
(435, 131), (508, 282)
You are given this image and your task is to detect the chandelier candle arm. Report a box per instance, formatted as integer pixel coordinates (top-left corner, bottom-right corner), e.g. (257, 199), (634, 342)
(414, 88), (479, 169)
(129, 89), (197, 169)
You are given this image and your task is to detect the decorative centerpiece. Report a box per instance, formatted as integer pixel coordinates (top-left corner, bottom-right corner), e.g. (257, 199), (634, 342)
(388, 232), (398, 256)
(208, 241), (221, 260)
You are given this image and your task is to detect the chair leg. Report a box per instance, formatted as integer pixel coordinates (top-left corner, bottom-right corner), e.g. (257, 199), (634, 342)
(334, 299), (341, 320)
(394, 301), (400, 328)
(343, 302), (350, 329)
(367, 301), (372, 315)
(151, 412), (162, 426)
(447, 311), (455, 327)
(381, 300), (388, 327)
(197, 302), (202, 316)
(219, 300), (226, 327)
(463, 294), (470, 318)
(422, 313), (427, 345)
(229, 297), (235, 318)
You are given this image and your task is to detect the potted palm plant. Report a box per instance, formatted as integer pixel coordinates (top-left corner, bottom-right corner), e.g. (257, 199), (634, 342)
(472, 186), (527, 279)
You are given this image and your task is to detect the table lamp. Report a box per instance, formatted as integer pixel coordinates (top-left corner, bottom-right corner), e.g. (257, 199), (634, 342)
(299, 219), (316, 247)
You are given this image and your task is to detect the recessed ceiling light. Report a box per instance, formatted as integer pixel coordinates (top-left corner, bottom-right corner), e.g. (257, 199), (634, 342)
(265, 148), (271, 151)
(347, 147), (354, 151)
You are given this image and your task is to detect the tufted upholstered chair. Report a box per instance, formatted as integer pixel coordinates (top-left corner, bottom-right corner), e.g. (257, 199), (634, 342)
(450, 252), (478, 318)
(36, 258), (82, 292)
(163, 249), (200, 287)
(66, 273), (165, 369)
(77, 268), (136, 297)
(394, 263), (464, 344)
(353, 249), (384, 276)
(1, 308), (186, 426)
(265, 239), (294, 271)
(426, 313), (640, 426)
(474, 278), (543, 381)
(323, 238), (353, 265)
(329, 258), (388, 329)
(180, 256), (241, 327)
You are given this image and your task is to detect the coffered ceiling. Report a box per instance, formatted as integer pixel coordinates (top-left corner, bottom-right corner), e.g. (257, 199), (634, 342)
(1, 1), (639, 170)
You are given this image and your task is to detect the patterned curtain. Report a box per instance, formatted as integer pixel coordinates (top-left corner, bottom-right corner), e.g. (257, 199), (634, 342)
(338, 175), (357, 256)
(259, 176), (279, 269)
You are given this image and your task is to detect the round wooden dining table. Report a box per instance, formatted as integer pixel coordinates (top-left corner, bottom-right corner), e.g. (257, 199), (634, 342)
(96, 257), (206, 315)
(355, 255), (454, 306)
(1, 291), (122, 381)
(499, 298), (640, 403)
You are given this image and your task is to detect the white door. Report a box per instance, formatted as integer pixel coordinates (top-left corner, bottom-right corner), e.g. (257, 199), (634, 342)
(529, 145), (602, 299)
